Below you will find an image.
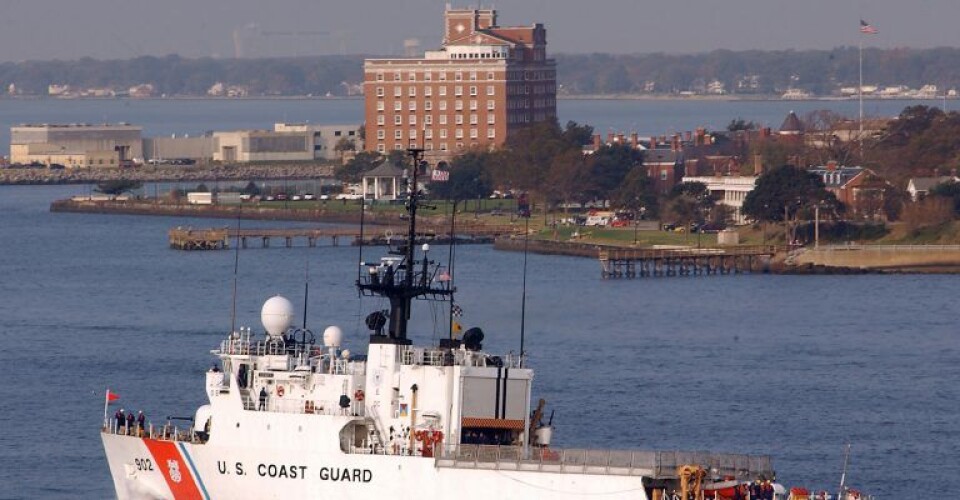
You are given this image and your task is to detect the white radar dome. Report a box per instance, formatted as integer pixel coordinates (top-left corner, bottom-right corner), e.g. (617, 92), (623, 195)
(261, 295), (294, 337)
(323, 325), (343, 347)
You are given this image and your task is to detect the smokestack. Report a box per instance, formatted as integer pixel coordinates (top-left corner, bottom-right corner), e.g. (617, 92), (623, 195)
(630, 133), (639, 148)
(607, 132), (615, 144)
(592, 134), (601, 150)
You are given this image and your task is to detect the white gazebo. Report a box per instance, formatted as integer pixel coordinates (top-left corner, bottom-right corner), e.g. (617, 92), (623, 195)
(362, 163), (404, 201)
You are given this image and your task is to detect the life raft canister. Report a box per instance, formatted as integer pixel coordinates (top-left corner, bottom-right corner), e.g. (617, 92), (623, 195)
(354, 389), (365, 401)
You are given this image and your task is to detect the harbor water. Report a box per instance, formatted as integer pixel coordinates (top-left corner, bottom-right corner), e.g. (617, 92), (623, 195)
(0, 184), (957, 498)
(0, 97), (948, 156)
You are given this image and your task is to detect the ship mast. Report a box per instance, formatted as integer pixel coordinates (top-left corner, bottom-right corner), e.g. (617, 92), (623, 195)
(356, 148), (454, 344)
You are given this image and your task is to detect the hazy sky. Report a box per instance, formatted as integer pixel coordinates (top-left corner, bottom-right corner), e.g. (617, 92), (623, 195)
(3, 0), (959, 62)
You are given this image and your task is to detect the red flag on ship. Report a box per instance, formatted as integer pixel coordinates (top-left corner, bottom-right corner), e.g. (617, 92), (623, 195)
(106, 389), (120, 402)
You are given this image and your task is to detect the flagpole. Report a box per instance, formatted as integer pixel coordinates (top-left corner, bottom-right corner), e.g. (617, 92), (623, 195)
(103, 389), (110, 429)
(859, 32), (864, 159)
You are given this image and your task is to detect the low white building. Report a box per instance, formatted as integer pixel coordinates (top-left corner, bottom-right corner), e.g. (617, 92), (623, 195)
(274, 123), (362, 161)
(362, 163), (404, 201)
(682, 175), (759, 224)
(212, 130), (313, 163)
(906, 176), (959, 201)
(10, 123), (143, 168)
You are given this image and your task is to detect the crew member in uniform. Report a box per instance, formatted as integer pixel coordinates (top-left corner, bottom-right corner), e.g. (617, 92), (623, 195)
(126, 411), (135, 435)
(137, 411), (146, 436)
(115, 408), (125, 433)
(259, 387), (268, 410)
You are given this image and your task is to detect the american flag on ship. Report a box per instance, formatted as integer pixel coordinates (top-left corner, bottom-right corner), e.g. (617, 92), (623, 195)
(860, 19), (878, 35)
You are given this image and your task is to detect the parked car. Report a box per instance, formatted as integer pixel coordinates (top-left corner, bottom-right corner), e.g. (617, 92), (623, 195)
(291, 195), (303, 201)
(303, 193), (316, 200)
(335, 193), (363, 200)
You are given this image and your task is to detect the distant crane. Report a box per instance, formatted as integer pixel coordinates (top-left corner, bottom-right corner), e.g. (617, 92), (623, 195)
(233, 24), (351, 58)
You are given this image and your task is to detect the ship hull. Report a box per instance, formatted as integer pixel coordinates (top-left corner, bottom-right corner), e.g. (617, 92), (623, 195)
(102, 432), (650, 500)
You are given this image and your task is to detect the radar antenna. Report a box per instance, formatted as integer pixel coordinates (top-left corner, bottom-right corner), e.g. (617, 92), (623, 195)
(356, 148), (455, 344)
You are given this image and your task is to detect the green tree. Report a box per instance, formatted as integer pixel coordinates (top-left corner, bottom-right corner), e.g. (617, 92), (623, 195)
(665, 181), (715, 234)
(727, 117), (756, 131)
(561, 120), (595, 147)
(546, 149), (596, 208)
(496, 121), (571, 195)
(333, 138), (357, 159)
(241, 181), (261, 196)
(95, 180), (142, 196)
(589, 143), (643, 198)
(742, 165), (836, 223)
(930, 181), (960, 216)
(336, 151), (381, 183)
(611, 167), (658, 219)
(428, 151), (494, 201)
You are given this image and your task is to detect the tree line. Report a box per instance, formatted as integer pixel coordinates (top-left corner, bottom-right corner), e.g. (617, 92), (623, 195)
(5, 48), (960, 97)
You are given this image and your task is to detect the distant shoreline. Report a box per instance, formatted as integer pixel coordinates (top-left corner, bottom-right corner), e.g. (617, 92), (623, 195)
(0, 94), (953, 103)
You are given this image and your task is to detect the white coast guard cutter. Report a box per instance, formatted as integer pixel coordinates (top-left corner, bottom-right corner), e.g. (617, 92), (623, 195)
(101, 148), (778, 500)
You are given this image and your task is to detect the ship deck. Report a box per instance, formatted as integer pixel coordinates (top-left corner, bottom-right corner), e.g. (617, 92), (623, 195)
(435, 444), (774, 480)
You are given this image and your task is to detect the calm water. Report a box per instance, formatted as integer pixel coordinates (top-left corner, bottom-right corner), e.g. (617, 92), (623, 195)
(0, 184), (958, 498)
(0, 97), (948, 156)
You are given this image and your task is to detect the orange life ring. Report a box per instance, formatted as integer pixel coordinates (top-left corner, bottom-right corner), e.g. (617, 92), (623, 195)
(276, 385), (285, 397)
(354, 389), (365, 401)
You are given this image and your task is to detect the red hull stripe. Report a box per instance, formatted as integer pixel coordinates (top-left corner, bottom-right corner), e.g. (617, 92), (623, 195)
(142, 438), (204, 500)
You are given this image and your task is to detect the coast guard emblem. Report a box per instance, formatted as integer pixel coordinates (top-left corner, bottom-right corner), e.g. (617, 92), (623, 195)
(167, 459), (183, 483)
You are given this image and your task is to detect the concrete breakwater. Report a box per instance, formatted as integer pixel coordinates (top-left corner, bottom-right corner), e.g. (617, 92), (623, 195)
(50, 198), (395, 225)
(792, 245), (960, 272)
(1, 163), (334, 185)
(494, 237), (778, 277)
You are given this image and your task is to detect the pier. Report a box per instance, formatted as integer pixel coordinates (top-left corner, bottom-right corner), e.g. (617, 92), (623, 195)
(168, 224), (523, 250)
(599, 246), (779, 278)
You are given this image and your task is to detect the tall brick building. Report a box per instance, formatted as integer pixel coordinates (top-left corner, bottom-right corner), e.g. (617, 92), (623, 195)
(363, 6), (556, 163)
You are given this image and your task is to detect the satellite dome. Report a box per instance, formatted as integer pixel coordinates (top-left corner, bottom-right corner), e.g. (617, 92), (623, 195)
(261, 295), (294, 338)
(323, 325), (343, 347)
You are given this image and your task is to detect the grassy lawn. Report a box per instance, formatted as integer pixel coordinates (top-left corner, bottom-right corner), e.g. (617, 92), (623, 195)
(537, 225), (714, 247)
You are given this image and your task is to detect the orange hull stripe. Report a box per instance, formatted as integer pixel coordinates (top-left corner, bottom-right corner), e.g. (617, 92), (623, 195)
(142, 439), (203, 500)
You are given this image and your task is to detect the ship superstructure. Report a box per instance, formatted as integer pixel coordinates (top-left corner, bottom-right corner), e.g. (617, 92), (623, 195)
(101, 149), (780, 500)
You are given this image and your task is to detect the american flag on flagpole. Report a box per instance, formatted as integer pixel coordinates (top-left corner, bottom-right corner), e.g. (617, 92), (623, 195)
(860, 19), (878, 35)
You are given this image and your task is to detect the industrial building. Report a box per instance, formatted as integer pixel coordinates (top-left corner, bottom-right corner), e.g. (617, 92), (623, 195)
(363, 6), (556, 163)
(10, 124), (143, 168)
(273, 123), (362, 160)
(143, 135), (215, 164)
(212, 130), (313, 163)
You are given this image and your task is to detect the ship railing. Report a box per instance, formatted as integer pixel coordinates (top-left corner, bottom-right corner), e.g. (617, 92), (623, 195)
(239, 397), (365, 417)
(435, 444), (774, 479)
(397, 346), (523, 369)
(103, 419), (199, 444)
(217, 338), (316, 358)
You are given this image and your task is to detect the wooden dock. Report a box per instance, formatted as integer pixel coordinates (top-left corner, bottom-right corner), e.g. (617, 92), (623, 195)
(599, 246), (780, 278)
(168, 224), (523, 250)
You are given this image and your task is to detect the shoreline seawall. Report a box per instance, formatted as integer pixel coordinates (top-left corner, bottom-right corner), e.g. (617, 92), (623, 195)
(1, 164), (335, 186)
(792, 245), (960, 273)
